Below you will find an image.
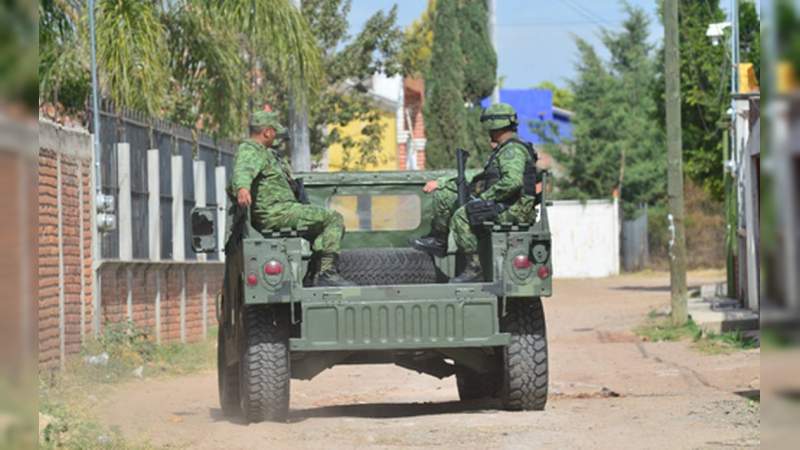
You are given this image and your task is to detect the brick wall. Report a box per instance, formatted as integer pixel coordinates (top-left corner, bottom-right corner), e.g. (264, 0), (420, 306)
(98, 264), (221, 344)
(38, 121), (94, 368)
(38, 120), (226, 370)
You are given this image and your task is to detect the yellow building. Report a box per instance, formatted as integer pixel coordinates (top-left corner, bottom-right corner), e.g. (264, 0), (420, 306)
(325, 106), (399, 172)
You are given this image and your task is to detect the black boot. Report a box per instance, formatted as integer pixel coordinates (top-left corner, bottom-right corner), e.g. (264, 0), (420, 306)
(316, 254), (356, 287)
(451, 254), (484, 283)
(410, 233), (448, 257)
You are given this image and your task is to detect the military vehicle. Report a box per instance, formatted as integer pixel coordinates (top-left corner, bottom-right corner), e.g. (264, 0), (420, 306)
(191, 169), (552, 423)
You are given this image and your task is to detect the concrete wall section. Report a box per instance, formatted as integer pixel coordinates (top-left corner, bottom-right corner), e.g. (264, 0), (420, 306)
(548, 200), (620, 278)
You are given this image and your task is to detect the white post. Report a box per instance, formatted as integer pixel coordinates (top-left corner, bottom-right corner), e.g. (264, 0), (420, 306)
(154, 269), (161, 344)
(147, 149), (161, 261)
(117, 143), (132, 260)
(489, 0), (500, 104)
(78, 162), (86, 341)
(215, 166), (227, 261)
(193, 160), (207, 262)
(171, 154), (185, 261)
(57, 153), (65, 369)
(126, 267), (133, 321)
(180, 267), (187, 343)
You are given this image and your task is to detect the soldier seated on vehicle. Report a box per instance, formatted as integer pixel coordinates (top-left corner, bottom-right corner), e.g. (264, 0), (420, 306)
(231, 111), (355, 287)
(411, 103), (539, 283)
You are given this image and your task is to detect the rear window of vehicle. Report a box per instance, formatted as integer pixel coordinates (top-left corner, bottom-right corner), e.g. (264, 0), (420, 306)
(328, 194), (421, 231)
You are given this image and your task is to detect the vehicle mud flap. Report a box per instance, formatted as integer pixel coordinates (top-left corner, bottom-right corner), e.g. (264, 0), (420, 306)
(218, 321), (240, 417)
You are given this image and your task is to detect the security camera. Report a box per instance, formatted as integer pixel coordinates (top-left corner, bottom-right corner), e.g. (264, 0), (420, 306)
(706, 22), (731, 46)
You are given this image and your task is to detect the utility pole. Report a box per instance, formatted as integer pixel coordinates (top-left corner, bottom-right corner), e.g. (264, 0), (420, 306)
(664, 0), (688, 326)
(289, 0), (311, 172)
(488, 0), (500, 104)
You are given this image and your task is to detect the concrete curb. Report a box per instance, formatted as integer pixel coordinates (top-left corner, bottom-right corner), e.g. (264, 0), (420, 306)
(689, 283), (759, 333)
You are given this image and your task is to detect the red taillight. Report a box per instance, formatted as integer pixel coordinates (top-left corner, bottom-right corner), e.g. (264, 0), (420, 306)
(246, 274), (258, 286)
(264, 260), (283, 276)
(513, 255), (532, 269)
(537, 265), (551, 279)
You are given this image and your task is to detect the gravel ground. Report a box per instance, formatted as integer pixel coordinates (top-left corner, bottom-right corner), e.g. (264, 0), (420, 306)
(97, 272), (760, 449)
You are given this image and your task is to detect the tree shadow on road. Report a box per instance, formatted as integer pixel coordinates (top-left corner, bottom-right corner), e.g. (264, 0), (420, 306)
(288, 399), (501, 422)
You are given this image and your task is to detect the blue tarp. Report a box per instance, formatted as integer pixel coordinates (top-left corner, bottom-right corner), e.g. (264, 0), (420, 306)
(480, 89), (572, 144)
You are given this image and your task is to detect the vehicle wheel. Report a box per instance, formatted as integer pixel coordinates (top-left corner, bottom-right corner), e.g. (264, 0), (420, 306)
(239, 306), (290, 423)
(500, 298), (548, 411)
(338, 248), (437, 285)
(217, 324), (240, 417)
(455, 365), (499, 400)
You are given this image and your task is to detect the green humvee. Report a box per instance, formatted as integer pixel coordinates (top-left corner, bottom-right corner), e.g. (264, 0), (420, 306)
(191, 170), (552, 423)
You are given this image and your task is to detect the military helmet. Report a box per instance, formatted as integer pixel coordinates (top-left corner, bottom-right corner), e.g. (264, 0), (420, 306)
(480, 103), (518, 131)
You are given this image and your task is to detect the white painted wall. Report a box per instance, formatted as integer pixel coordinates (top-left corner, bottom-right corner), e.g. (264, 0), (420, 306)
(548, 199), (620, 278)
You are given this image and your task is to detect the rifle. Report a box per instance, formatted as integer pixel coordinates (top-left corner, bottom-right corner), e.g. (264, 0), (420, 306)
(456, 148), (470, 206)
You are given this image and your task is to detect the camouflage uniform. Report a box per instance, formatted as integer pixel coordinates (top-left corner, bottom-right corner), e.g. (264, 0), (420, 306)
(427, 138), (535, 254)
(230, 139), (345, 255)
(449, 136), (536, 253)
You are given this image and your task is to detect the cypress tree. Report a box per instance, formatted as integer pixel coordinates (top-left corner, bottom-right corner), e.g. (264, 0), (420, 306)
(423, 0), (468, 168)
(459, 0), (497, 163)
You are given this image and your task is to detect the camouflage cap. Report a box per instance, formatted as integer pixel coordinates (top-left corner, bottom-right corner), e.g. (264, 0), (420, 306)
(480, 103), (519, 131)
(251, 110), (286, 134)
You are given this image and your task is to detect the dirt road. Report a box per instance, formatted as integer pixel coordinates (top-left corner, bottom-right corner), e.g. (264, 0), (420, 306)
(98, 273), (759, 449)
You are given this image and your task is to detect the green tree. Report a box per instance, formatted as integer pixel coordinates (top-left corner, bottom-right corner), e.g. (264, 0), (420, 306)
(459, 0), (497, 163)
(656, 0), (728, 200)
(298, 0), (403, 168)
(400, 0), (435, 77)
(423, 0), (468, 169)
(739, 0), (760, 80)
(550, 4), (664, 217)
(534, 81), (575, 110)
(39, 0), (321, 138)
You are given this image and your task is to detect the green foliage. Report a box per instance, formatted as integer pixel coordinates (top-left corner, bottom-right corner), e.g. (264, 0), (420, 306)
(674, 0), (727, 200)
(635, 315), (758, 355)
(460, 0), (496, 102)
(39, 0), (322, 139)
(0, 0), (37, 111)
(534, 81), (575, 110)
(547, 4), (665, 218)
(739, 1), (760, 80)
(777, 0), (800, 72)
(164, 1), (248, 138)
(423, 0), (469, 169)
(400, 0), (435, 77)
(299, 0), (403, 168)
(460, 0), (497, 163)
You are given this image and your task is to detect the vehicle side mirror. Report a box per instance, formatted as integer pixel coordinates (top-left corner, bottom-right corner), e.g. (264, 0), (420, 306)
(191, 207), (217, 253)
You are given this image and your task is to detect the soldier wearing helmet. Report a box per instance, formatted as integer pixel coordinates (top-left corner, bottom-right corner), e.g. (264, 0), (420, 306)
(411, 102), (538, 282)
(231, 110), (354, 286)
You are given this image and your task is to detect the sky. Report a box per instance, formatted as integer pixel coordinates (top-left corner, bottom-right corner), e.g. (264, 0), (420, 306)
(347, 0), (751, 89)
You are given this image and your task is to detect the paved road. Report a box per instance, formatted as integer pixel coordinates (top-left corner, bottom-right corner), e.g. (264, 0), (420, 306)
(98, 272), (760, 449)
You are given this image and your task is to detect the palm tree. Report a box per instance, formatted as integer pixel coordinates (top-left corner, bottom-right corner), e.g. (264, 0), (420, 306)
(39, 0), (322, 137)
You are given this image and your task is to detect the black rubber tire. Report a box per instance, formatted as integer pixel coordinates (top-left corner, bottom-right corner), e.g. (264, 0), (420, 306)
(217, 325), (240, 417)
(338, 248), (437, 286)
(500, 298), (548, 411)
(456, 365), (500, 400)
(239, 306), (291, 423)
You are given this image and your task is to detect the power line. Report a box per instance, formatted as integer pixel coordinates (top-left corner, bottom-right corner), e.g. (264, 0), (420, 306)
(559, 0), (612, 28)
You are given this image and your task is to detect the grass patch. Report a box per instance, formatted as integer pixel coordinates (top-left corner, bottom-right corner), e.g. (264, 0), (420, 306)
(635, 314), (758, 354)
(39, 321), (216, 449)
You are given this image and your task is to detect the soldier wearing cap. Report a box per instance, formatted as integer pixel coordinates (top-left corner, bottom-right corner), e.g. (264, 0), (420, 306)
(231, 111), (354, 286)
(411, 103), (538, 282)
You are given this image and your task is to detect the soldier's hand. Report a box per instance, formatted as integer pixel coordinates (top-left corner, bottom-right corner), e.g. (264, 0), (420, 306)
(237, 188), (252, 207)
(423, 180), (438, 193)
